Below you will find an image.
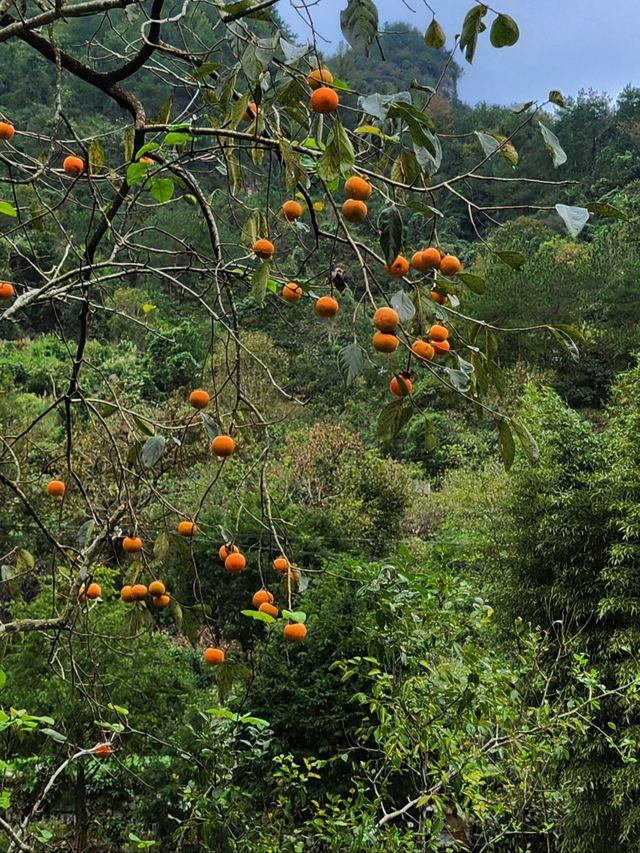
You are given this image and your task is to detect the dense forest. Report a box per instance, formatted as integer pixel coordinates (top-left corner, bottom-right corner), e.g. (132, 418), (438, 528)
(1, 1), (640, 850)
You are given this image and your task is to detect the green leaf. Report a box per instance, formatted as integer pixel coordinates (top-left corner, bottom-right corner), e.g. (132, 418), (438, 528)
(281, 609), (307, 624)
(150, 178), (175, 204)
(221, 0), (273, 20)
(0, 670), (6, 692)
(377, 398), (413, 442)
(201, 414), (220, 441)
(126, 162), (150, 186)
(132, 414), (155, 436)
(123, 127), (134, 162)
(387, 102), (437, 157)
(251, 260), (270, 307)
(41, 728), (67, 743)
(459, 4), (488, 64)
(539, 122), (567, 167)
(511, 418), (540, 466)
(141, 435), (166, 468)
(555, 204), (589, 238)
(316, 120), (354, 183)
(163, 131), (193, 147)
(475, 131), (518, 166)
(407, 201), (443, 218)
(548, 90), (567, 108)
(337, 343), (364, 386)
(241, 609), (277, 624)
(157, 95), (173, 125)
(424, 418), (437, 452)
(16, 548), (34, 574)
(494, 250), (527, 270)
(425, 18), (446, 49)
(584, 201), (627, 220)
(377, 206), (403, 267)
(496, 417), (515, 470)
(510, 100), (534, 113)
(0, 201), (17, 217)
(340, 0), (379, 56)
(458, 272), (486, 293)
(550, 328), (580, 362)
(278, 137), (309, 191)
(490, 13), (519, 47)
(390, 290), (415, 323)
(88, 139), (104, 175)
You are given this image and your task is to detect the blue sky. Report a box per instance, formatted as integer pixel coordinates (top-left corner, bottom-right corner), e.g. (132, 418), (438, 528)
(277, 0), (640, 105)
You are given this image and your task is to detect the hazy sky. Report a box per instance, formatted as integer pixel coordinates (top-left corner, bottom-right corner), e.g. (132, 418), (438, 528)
(277, 0), (640, 105)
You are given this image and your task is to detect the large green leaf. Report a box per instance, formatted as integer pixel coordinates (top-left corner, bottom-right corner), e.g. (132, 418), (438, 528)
(490, 13), (519, 47)
(141, 434), (166, 468)
(88, 139), (104, 175)
(149, 178), (175, 204)
(377, 206), (403, 266)
(387, 102), (438, 157)
(424, 18), (446, 49)
(496, 417), (515, 470)
(0, 201), (17, 217)
(377, 398), (413, 441)
(337, 343), (364, 386)
(251, 260), (270, 307)
(494, 250), (527, 270)
(584, 201), (627, 220)
(316, 121), (354, 183)
(390, 289), (415, 323)
(459, 4), (488, 64)
(340, 0), (379, 56)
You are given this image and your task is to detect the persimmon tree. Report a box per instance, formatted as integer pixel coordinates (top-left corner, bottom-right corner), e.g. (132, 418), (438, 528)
(0, 0), (619, 848)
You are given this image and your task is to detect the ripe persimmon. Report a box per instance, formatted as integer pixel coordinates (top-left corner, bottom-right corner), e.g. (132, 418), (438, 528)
(259, 602), (279, 617)
(282, 282), (303, 302)
(86, 582), (101, 600)
(178, 520), (198, 536)
(342, 199), (367, 223)
(211, 435), (237, 457)
(46, 479), (65, 497)
(94, 743), (113, 759)
(242, 102), (260, 122)
(63, 155), (84, 176)
(373, 306), (399, 332)
(0, 122), (15, 141)
(310, 87), (339, 114)
(139, 156), (154, 165)
(120, 585), (134, 602)
(225, 552), (246, 574)
(431, 340), (450, 355)
(219, 543), (239, 562)
(281, 200), (303, 221)
(429, 324), (449, 342)
(189, 388), (210, 409)
(122, 536), (142, 553)
(253, 238), (274, 259)
(284, 622), (307, 643)
(252, 589), (274, 608)
(430, 290), (448, 305)
(307, 68), (333, 89)
(0, 282), (14, 299)
(372, 331), (399, 353)
(315, 295), (339, 318)
(152, 594), (171, 608)
(149, 580), (166, 597)
(390, 374), (413, 397)
(131, 583), (148, 600)
(344, 176), (372, 200)
(273, 556), (290, 573)
(439, 255), (462, 276)
(416, 247), (442, 272)
(411, 340), (435, 361)
(203, 647), (225, 665)
(386, 256), (410, 278)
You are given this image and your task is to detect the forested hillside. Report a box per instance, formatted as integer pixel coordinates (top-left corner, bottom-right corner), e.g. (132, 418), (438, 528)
(1, 1), (640, 850)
